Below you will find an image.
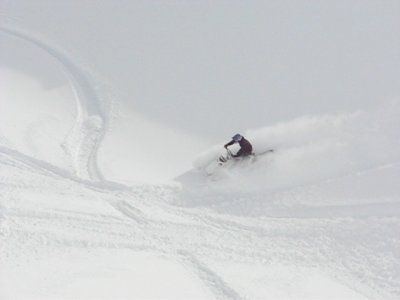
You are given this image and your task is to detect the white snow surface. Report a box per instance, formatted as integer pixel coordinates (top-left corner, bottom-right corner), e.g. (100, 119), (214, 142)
(1, 1), (400, 299)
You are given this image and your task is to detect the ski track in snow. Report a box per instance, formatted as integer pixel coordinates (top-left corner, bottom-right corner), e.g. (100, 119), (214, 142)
(1, 26), (399, 300)
(0, 26), (109, 181)
(177, 250), (244, 300)
(1, 147), (399, 299)
(1, 110), (399, 298)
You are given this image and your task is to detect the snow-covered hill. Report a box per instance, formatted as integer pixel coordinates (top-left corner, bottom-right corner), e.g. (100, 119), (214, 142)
(1, 1), (400, 299)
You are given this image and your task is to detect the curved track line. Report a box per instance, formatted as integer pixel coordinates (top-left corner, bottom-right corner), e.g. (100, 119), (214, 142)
(177, 250), (243, 300)
(0, 26), (108, 181)
(0, 145), (129, 191)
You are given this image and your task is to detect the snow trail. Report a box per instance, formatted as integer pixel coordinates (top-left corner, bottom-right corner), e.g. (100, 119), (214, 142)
(177, 250), (244, 300)
(1, 144), (399, 299)
(0, 145), (128, 192)
(0, 27), (110, 181)
(1, 25), (399, 300)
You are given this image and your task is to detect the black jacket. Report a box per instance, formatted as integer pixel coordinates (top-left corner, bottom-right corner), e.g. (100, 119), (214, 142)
(224, 137), (253, 157)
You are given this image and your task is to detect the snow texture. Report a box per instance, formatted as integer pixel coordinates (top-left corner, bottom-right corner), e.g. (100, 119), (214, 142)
(1, 1), (400, 299)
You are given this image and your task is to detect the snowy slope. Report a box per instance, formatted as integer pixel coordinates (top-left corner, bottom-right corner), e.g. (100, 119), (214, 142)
(1, 1), (400, 299)
(5, 135), (395, 299)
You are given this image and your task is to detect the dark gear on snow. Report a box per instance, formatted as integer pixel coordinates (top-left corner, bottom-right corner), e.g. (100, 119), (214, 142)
(224, 134), (253, 157)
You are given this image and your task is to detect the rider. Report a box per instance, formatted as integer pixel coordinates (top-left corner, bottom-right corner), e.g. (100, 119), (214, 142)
(224, 134), (253, 157)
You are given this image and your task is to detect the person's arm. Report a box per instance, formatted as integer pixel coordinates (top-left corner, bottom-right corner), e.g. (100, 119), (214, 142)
(224, 140), (235, 148)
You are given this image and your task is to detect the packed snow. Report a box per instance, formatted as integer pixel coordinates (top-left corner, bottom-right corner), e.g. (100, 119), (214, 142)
(1, 1), (400, 299)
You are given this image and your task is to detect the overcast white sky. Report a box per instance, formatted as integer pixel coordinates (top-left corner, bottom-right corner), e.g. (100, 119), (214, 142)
(1, 0), (400, 140)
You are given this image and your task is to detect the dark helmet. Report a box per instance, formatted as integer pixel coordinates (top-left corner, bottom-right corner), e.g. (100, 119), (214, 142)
(232, 134), (243, 142)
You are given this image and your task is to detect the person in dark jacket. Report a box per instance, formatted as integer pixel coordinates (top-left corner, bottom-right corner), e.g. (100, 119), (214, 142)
(224, 134), (253, 157)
